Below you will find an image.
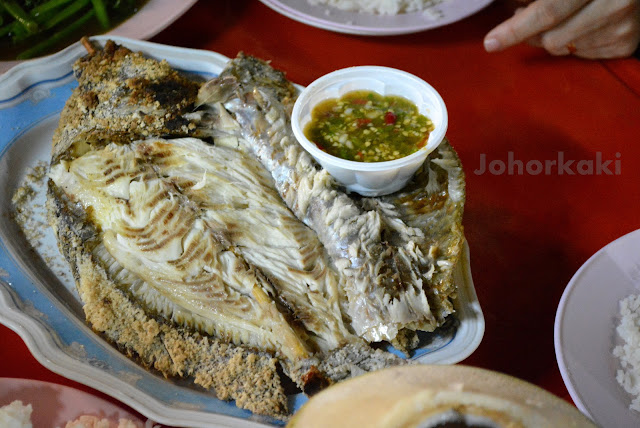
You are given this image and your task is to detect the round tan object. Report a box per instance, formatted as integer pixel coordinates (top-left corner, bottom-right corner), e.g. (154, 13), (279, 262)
(287, 365), (596, 428)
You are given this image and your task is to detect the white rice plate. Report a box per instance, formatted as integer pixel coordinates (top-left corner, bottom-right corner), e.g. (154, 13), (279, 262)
(307, 0), (449, 15)
(614, 294), (640, 412)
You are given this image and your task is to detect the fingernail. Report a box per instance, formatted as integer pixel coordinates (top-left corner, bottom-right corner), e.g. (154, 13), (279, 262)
(484, 37), (501, 52)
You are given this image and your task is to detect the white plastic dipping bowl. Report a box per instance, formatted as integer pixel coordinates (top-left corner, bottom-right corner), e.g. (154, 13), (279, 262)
(291, 66), (448, 197)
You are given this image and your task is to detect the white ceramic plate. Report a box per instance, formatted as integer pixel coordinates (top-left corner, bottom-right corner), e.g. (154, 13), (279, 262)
(555, 228), (640, 428)
(0, 0), (197, 74)
(0, 378), (145, 427)
(0, 36), (484, 428)
(258, 0), (494, 35)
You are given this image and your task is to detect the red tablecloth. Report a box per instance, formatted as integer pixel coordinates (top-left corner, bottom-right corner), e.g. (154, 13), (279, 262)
(2, 0), (639, 426)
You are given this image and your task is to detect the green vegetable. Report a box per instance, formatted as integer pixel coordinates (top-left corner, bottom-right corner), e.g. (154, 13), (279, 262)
(1, 0), (144, 60)
(31, 0), (74, 16)
(0, 22), (17, 37)
(90, 0), (107, 28)
(17, 7), (92, 59)
(43, 0), (89, 30)
(0, 0), (38, 34)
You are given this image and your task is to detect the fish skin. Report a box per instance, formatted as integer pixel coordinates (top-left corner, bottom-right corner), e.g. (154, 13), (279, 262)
(196, 54), (465, 343)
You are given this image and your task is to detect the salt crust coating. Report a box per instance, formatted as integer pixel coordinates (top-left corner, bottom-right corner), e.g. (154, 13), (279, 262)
(51, 40), (200, 164)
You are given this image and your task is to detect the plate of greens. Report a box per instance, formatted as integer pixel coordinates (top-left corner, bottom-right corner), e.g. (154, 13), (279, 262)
(0, 0), (196, 72)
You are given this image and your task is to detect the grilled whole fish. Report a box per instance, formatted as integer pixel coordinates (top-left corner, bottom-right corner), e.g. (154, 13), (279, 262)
(46, 41), (464, 419)
(50, 135), (366, 351)
(196, 54), (465, 343)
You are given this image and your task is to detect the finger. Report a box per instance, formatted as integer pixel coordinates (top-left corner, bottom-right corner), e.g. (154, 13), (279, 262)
(484, 0), (591, 52)
(580, 17), (640, 58)
(571, 19), (640, 58)
(518, 8), (544, 48)
(534, 19), (639, 58)
(525, 33), (543, 48)
(537, 0), (640, 57)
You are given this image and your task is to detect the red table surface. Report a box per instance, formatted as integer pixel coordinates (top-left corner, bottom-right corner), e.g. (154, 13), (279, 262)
(2, 0), (639, 426)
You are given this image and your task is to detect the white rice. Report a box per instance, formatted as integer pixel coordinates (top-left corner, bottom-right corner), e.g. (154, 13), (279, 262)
(307, 0), (449, 15)
(613, 294), (640, 412)
(0, 401), (32, 428)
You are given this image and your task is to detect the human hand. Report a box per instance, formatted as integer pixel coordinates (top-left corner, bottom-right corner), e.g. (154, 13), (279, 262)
(484, 0), (640, 59)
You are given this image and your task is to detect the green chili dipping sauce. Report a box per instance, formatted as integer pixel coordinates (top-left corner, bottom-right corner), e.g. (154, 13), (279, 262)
(304, 90), (434, 162)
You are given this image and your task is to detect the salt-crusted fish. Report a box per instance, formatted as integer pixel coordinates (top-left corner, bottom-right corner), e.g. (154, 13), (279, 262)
(48, 135), (402, 402)
(50, 135), (360, 354)
(45, 41), (464, 419)
(47, 177), (289, 417)
(49, 140), (315, 362)
(196, 54), (465, 343)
